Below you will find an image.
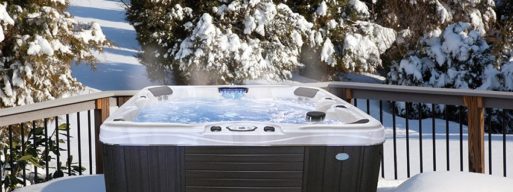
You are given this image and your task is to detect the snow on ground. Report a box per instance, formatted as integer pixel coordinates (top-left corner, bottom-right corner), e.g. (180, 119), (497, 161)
(69, 0), (160, 90)
(37, 110), (99, 179)
(356, 98), (513, 179)
(16, 172), (513, 192)
(394, 172), (513, 192)
(378, 179), (406, 192)
(14, 175), (105, 192)
(339, 72), (386, 83)
(13, 175), (406, 192)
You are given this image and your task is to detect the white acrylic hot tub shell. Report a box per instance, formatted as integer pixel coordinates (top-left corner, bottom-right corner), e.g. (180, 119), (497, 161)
(100, 85), (385, 146)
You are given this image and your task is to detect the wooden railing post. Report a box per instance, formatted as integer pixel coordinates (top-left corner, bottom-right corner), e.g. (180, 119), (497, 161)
(329, 87), (353, 103)
(116, 96), (133, 107)
(328, 87), (353, 103)
(463, 96), (485, 173)
(343, 88), (353, 104)
(94, 98), (110, 174)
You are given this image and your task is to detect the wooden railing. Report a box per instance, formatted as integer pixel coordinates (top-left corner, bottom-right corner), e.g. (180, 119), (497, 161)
(0, 82), (511, 188)
(328, 82), (513, 176)
(0, 90), (136, 178)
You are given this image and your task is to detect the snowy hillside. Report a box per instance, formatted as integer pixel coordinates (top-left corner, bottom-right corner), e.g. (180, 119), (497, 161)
(69, 0), (159, 90)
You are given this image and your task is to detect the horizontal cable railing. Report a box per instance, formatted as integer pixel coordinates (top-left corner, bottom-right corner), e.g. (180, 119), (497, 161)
(328, 82), (513, 179)
(0, 82), (512, 190)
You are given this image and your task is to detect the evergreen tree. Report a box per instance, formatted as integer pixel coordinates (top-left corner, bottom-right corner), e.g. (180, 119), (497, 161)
(376, 0), (497, 70)
(285, 0), (396, 78)
(388, 23), (494, 90)
(0, 0), (109, 108)
(387, 22), (495, 116)
(127, 0), (396, 84)
(128, 0), (316, 84)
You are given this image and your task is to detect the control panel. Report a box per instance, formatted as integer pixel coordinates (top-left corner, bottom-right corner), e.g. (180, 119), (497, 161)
(226, 126), (258, 132)
(206, 124), (280, 134)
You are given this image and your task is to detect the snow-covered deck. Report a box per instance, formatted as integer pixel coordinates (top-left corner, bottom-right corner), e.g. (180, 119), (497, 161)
(13, 175), (404, 192)
(15, 172), (513, 192)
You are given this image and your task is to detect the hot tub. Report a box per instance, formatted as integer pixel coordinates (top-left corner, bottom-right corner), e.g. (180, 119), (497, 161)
(101, 85), (384, 192)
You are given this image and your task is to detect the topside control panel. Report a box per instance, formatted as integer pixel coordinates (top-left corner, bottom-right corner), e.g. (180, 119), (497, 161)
(226, 126), (258, 132)
(208, 125), (277, 133)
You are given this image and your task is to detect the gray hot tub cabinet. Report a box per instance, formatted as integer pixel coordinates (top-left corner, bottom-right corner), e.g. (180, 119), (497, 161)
(103, 144), (382, 192)
(101, 85), (385, 192)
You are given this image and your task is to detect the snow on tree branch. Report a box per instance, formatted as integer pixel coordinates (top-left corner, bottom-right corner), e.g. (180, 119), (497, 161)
(0, 3), (14, 42)
(0, 1), (109, 108)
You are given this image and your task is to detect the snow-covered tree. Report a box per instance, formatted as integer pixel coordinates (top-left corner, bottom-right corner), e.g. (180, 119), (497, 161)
(387, 22), (494, 117)
(494, 0), (513, 64)
(173, 3), (314, 84)
(376, 0), (497, 69)
(0, 0), (109, 108)
(340, 20), (396, 73)
(127, 0), (398, 84)
(0, 1), (109, 189)
(128, 0), (314, 84)
(388, 23), (494, 90)
(288, 0), (396, 78)
(385, 0), (513, 132)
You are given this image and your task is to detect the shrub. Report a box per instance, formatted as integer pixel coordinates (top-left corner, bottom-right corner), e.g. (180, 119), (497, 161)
(1, 122), (83, 191)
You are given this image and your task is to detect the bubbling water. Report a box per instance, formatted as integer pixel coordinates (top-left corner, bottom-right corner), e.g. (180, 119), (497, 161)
(219, 88), (247, 99)
(134, 97), (338, 124)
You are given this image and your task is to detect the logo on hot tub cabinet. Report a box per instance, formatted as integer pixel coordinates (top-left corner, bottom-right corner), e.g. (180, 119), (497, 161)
(335, 153), (350, 161)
